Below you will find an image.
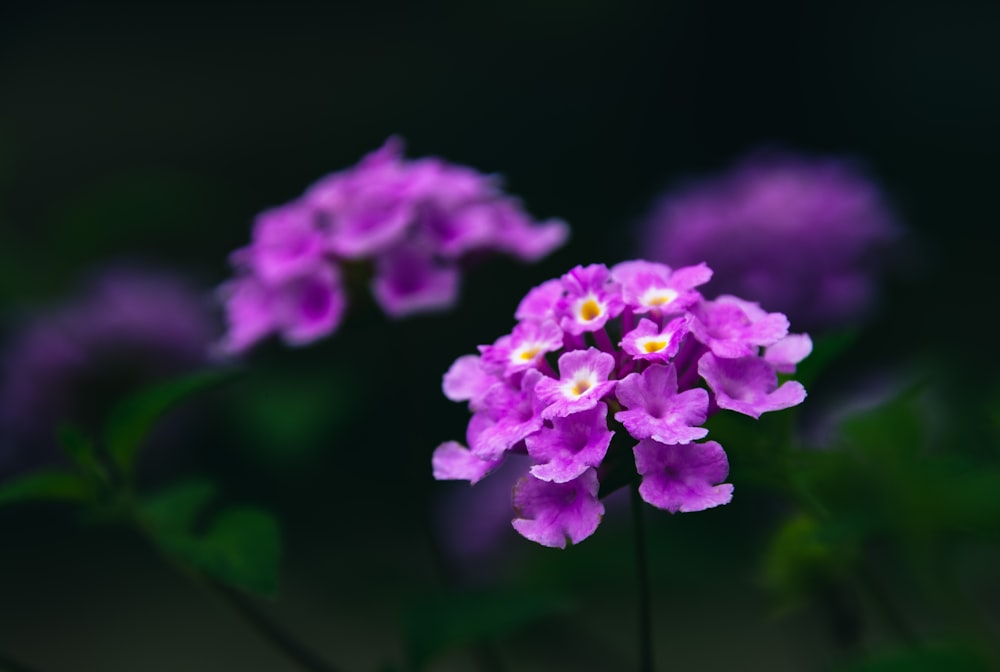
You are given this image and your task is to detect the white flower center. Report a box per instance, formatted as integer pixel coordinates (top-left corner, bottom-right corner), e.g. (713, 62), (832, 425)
(562, 370), (598, 399)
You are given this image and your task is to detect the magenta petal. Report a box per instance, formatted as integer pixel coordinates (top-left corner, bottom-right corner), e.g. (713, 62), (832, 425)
(764, 333), (813, 373)
(276, 266), (347, 346)
(442, 355), (497, 408)
(536, 348), (617, 419)
(633, 439), (733, 513)
(468, 370), (545, 460)
(219, 274), (277, 354)
(497, 212), (571, 262)
(246, 203), (326, 284)
(511, 469), (604, 548)
(699, 352), (807, 418)
(614, 364), (709, 444)
(620, 316), (690, 362)
(515, 279), (565, 322)
(432, 441), (502, 484)
(371, 244), (460, 318)
(526, 403), (614, 483)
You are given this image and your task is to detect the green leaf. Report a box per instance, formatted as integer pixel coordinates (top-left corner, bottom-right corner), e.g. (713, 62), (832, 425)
(190, 507), (282, 597)
(55, 424), (108, 483)
(105, 368), (236, 477)
(761, 513), (858, 610)
(403, 590), (570, 668)
(139, 479), (218, 534)
(139, 480), (282, 597)
(0, 470), (95, 507)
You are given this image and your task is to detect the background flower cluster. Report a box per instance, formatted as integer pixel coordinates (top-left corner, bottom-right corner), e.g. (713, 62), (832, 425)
(221, 138), (568, 353)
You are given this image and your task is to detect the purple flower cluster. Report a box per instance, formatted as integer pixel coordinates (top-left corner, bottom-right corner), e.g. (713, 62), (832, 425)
(433, 261), (810, 548)
(220, 138), (568, 353)
(0, 267), (215, 470)
(640, 151), (899, 331)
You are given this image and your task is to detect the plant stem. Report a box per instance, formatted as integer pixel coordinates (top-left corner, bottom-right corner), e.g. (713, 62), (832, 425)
(207, 579), (343, 672)
(631, 483), (654, 672)
(130, 514), (342, 672)
(789, 477), (918, 648)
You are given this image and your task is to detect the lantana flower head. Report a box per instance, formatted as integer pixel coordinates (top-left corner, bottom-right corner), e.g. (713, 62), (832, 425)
(220, 137), (568, 353)
(434, 260), (809, 548)
(0, 267), (216, 471)
(640, 150), (899, 331)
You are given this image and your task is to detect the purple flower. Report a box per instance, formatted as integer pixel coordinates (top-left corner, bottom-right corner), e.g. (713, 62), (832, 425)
(556, 265), (624, 335)
(535, 348), (617, 419)
(442, 354), (497, 410)
(221, 137), (568, 353)
(611, 260), (711, 315)
(633, 439), (733, 513)
(689, 295), (789, 359)
(698, 352), (807, 418)
(620, 317), (690, 362)
(435, 261), (808, 546)
(515, 278), (564, 323)
(0, 267), (216, 470)
(640, 150), (900, 331)
(236, 203), (326, 284)
(479, 319), (564, 377)
(614, 364), (709, 445)
(525, 403), (614, 483)
(432, 441), (501, 485)
(370, 242), (459, 318)
(511, 469), (605, 548)
(219, 265), (347, 352)
(764, 334), (814, 374)
(467, 370), (546, 460)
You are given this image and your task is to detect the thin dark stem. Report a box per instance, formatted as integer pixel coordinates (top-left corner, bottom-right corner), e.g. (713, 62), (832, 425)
(854, 563), (919, 648)
(790, 477), (918, 649)
(131, 515), (341, 672)
(0, 651), (49, 672)
(208, 580), (343, 672)
(631, 483), (654, 672)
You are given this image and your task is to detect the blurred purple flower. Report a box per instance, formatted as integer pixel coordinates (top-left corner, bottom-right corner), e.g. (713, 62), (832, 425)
(0, 267), (216, 470)
(640, 151), (899, 331)
(221, 137), (569, 353)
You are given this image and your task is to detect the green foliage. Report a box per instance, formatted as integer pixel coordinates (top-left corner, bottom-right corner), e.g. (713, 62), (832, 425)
(104, 368), (235, 477)
(138, 480), (282, 597)
(834, 641), (992, 672)
(231, 369), (351, 469)
(761, 513), (858, 610)
(794, 387), (1000, 546)
(0, 470), (95, 506)
(403, 590), (570, 669)
(55, 424), (108, 484)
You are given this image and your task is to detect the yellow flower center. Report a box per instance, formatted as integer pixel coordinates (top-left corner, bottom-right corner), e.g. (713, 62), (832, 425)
(580, 298), (602, 321)
(643, 340), (668, 353)
(517, 347), (541, 362)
